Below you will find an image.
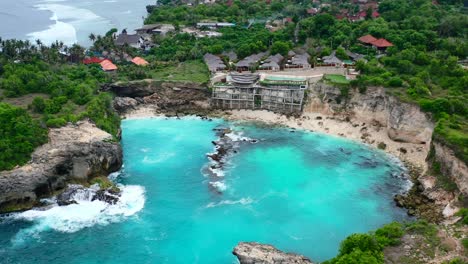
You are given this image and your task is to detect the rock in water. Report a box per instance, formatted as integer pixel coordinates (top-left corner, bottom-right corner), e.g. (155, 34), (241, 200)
(233, 242), (314, 264)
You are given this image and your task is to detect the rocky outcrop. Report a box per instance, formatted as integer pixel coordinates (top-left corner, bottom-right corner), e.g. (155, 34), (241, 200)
(307, 83), (434, 145)
(108, 80), (211, 114)
(103, 79), (207, 98)
(0, 121), (122, 213)
(432, 141), (468, 197)
(233, 242), (314, 264)
(113, 97), (139, 112)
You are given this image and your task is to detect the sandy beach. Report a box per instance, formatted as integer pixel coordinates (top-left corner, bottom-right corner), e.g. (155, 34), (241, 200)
(123, 106), (429, 171)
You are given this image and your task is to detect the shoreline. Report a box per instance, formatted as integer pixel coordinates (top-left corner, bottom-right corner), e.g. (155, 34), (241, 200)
(122, 106), (429, 173)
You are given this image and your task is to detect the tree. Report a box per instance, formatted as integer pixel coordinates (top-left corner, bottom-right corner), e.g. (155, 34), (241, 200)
(89, 33), (96, 42)
(270, 41), (290, 56)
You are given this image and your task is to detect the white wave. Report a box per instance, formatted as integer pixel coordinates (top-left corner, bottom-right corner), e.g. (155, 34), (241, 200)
(10, 185), (145, 245)
(206, 197), (253, 208)
(209, 167), (225, 177)
(209, 181), (227, 192)
(225, 131), (252, 142)
(27, 3), (107, 45)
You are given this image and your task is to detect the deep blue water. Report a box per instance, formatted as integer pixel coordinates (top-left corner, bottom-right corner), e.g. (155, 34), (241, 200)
(0, 117), (410, 263)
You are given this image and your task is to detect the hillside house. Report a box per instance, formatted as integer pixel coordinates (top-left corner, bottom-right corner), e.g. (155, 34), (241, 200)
(285, 53), (311, 70)
(259, 54), (283, 71)
(114, 31), (144, 49)
(136, 24), (175, 36)
(204, 53), (226, 73)
(131, 57), (149, 66)
(358, 34), (393, 51)
(235, 52), (268, 72)
(100, 59), (118, 71)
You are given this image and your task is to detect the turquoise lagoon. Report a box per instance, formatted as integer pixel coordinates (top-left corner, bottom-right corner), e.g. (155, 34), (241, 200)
(0, 117), (411, 263)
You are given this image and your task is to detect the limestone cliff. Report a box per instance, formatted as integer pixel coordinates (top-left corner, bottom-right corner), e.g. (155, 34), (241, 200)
(0, 121), (122, 213)
(306, 83), (434, 145)
(306, 82), (467, 219)
(233, 242), (314, 264)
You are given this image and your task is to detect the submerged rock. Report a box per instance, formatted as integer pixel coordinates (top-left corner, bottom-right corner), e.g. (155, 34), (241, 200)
(233, 242), (314, 264)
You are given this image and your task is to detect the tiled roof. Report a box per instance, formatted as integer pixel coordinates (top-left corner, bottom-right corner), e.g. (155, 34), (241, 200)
(131, 57), (149, 66)
(100, 59), (118, 71)
(358, 34), (377, 44)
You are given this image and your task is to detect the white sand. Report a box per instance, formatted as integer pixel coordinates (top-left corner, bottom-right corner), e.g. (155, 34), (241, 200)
(226, 110), (429, 171)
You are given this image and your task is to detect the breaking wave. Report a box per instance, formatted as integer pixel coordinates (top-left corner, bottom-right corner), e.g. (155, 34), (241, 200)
(10, 184), (145, 246)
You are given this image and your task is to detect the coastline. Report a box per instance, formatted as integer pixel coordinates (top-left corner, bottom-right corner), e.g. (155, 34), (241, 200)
(123, 105), (429, 172)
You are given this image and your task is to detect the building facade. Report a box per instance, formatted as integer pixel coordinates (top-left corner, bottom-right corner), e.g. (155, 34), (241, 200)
(211, 73), (308, 113)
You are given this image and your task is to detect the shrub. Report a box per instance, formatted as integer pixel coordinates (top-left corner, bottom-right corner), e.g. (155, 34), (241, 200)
(0, 103), (47, 170)
(375, 222), (404, 247)
(46, 118), (67, 128)
(387, 77), (403, 87)
(377, 142), (387, 150)
(30, 96), (46, 113)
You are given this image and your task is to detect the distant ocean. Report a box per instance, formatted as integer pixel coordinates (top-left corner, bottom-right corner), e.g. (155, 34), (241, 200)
(0, 0), (154, 46)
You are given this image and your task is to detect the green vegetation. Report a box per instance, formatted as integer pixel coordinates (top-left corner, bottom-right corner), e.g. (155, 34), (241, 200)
(324, 74), (350, 85)
(324, 222), (405, 264)
(0, 103), (47, 170)
(118, 60), (210, 84)
(455, 208), (468, 225)
(0, 39), (120, 170)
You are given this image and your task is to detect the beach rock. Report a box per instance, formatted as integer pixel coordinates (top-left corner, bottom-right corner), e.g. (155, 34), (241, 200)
(233, 242), (314, 264)
(0, 121), (123, 213)
(113, 97), (139, 113)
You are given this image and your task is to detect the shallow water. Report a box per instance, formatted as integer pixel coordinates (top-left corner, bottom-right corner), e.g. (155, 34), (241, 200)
(0, 117), (411, 263)
(0, 0), (153, 46)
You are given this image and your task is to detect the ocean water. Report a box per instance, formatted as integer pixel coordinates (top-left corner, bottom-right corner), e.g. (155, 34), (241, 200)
(0, 117), (411, 263)
(0, 0), (153, 46)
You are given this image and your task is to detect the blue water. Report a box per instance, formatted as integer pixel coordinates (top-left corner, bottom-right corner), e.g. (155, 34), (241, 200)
(0, 117), (410, 263)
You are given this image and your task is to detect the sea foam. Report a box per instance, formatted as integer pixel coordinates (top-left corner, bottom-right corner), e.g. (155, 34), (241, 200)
(10, 184), (145, 245)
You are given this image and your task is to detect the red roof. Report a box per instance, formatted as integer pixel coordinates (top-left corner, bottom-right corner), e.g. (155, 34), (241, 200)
(370, 38), (393, 48)
(100, 59), (118, 71)
(358, 10), (380, 18)
(131, 57), (149, 66)
(284, 17), (293, 23)
(358, 34), (377, 44)
(83, 57), (104, 64)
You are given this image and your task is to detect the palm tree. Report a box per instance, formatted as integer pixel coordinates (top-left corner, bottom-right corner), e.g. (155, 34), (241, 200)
(89, 33), (96, 42)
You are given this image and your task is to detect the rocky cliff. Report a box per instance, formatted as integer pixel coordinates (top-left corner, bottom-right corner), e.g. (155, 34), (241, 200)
(307, 81), (467, 219)
(0, 120), (122, 213)
(107, 80), (211, 115)
(307, 83), (434, 145)
(233, 242), (314, 264)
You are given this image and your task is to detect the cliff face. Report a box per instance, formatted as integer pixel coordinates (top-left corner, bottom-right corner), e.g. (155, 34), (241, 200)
(307, 83), (434, 145)
(0, 121), (122, 213)
(432, 141), (468, 197)
(108, 80), (211, 114)
(306, 82), (467, 218)
(233, 242), (314, 264)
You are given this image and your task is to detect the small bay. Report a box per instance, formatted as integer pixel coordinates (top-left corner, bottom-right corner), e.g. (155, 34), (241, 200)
(0, 117), (410, 263)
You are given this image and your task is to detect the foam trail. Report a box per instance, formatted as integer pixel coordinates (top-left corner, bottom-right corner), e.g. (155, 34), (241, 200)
(209, 181), (227, 192)
(10, 185), (145, 246)
(206, 197), (253, 208)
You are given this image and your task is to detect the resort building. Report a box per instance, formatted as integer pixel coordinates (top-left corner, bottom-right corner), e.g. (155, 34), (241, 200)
(284, 52), (311, 70)
(100, 59), (118, 71)
(258, 54), (283, 71)
(131, 57), (149, 66)
(235, 52), (268, 72)
(358, 34), (393, 51)
(204, 53), (227, 73)
(114, 30), (144, 49)
(211, 73), (308, 113)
